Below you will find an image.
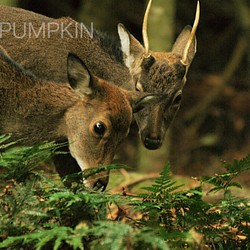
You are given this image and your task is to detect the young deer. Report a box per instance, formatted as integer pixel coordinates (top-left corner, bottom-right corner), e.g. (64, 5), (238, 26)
(0, 50), (165, 189)
(117, 1), (200, 149)
(0, 1), (199, 150)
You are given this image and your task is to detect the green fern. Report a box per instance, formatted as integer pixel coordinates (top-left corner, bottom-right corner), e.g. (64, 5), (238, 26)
(141, 163), (183, 198)
(89, 221), (169, 250)
(1, 135), (250, 249)
(201, 154), (250, 198)
(0, 135), (65, 183)
(0, 226), (85, 250)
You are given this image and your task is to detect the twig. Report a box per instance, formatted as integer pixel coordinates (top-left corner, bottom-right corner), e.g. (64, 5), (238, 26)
(114, 172), (160, 193)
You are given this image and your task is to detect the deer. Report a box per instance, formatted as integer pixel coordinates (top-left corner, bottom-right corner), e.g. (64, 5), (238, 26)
(0, 0), (199, 170)
(0, 49), (166, 189)
(117, 0), (200, 149)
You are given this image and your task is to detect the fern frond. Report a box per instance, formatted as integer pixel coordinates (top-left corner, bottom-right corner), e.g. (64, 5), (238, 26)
(141, 164), (183, 198)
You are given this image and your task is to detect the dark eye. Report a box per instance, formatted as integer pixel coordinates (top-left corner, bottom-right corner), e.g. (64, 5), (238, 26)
(173, 93), (182, 105)
(94, 122), (106, 136)
(135, 82), (144, 92)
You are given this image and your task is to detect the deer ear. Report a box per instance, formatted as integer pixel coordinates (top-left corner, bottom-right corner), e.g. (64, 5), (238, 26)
(130, 92), (168, 113)
(67, 53), (93, 96)
(171, 26), (197, 66)
(118, 23), (145, 71)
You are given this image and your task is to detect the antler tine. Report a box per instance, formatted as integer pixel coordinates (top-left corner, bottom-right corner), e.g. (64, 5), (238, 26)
(181, 1), (200, 65)
(142, 0), (153, 57)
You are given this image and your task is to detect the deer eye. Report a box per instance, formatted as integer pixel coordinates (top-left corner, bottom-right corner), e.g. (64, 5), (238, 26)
(172, 93), (182, 105)
(94, 122), (106, 136)
(136, 82), (144, 92)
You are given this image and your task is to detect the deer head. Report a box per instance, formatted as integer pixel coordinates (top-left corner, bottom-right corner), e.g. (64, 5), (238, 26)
(0, 50), (166, 189)
(118, 1), (200, 149)
(65, 53), (167, 187)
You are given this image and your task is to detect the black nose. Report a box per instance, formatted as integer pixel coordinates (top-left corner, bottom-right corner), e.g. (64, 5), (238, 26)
(93, 179), (108, 191)
(144, 137), (162, 150)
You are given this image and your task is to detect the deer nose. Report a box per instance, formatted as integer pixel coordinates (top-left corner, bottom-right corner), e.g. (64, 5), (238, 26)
(93, 176), (109, 191)
(144, 136), (162, 150)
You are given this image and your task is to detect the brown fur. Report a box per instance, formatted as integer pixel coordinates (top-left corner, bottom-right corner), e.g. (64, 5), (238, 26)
(0, 5), (132, 89)
(0, 5), (197, 164)
(118, 24), (197, 149)
(0, 51), (127, 187)
(0, 6), (197, 150)
(0, 50), (165, 188)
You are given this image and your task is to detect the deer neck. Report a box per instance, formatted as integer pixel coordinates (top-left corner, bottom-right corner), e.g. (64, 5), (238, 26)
(0, 54), (78, 144)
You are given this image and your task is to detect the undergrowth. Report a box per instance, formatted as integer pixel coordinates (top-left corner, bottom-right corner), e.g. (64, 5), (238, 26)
(0, 134), (249, 249)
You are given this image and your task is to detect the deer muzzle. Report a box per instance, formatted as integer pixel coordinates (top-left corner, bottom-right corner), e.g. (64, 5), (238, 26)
(141, 105), (164, 150)
(85, 171), (110, 191)
(93, 175), (109, 191)
(144, 135), (162, 150)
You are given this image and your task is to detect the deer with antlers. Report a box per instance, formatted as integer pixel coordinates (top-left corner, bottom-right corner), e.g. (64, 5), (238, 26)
(117, 0), (200, 149)
(0, 0), (199, 174)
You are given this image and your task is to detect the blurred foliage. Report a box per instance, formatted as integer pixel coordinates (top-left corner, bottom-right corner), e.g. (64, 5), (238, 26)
(0, 137), (250, 249)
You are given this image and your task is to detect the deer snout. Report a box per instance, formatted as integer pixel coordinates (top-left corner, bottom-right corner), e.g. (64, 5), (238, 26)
(143, 134), (162, 150)
(93, 175), (109, 191)
(84, 171), (110, 191)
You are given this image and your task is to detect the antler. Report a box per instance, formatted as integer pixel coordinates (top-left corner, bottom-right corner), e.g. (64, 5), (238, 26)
(142, 0), (153, 57)
(181, 1), (200, 65)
